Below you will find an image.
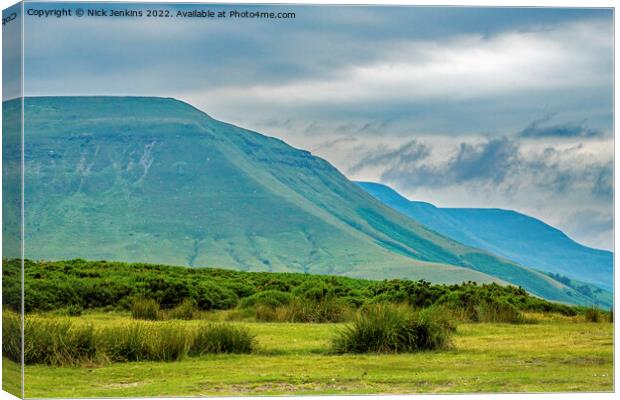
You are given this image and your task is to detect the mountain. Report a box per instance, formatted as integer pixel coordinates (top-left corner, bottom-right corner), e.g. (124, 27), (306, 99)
(8, 96), (597, 305)
(357, 181), (613, 296)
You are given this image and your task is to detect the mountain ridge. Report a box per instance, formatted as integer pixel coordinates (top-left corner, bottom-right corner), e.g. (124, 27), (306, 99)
(4, 96), (600, 305)
(357, 181), (613, 295)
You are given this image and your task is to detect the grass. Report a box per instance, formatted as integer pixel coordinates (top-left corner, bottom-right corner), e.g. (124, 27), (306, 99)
(3, 312), (255, 366)
(130, 298), (160, 320)
(332, 304), (454, 353)
(585, 306), (603, 323)
(472, 300), (531, 324)
(8, 311), (614, 397)
(254, 298), (355, 323)
(189, 324), (255, 356)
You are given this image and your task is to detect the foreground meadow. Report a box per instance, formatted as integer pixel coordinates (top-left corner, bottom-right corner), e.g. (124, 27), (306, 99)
(2, 260), (614, 397)
(10, 312), (613, 397)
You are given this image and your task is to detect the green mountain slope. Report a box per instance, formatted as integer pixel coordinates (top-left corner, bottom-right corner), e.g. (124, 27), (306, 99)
(11, 96), (595, 305)
(357, 181), (613, 296)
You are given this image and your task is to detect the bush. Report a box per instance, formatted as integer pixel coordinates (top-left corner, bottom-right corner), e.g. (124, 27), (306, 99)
(189, 324), (254, 355)
(131, 298), (160, 320)
(332, 303), (454, 353)
(584, 306), (602, 323)
(9, 259), (587, 317)
(292, 280), (333, 302)
(239, 290), (293, 309)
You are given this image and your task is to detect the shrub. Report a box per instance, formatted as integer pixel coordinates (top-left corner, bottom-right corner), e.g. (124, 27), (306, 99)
(194, 281), (239, 310)
(239, 290), (293, 309)
(332, 303), (454, 353)
(584, 306), (602, 323)
(10, 259), (586, 317)
(189, 324), (254, 355)
(131, 298), (160, 320)
(292, 280), (333, 302)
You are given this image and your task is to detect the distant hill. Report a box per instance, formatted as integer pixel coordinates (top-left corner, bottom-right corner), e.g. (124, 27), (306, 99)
(4, 96), (600, 305)
(357, 181), (613, 296)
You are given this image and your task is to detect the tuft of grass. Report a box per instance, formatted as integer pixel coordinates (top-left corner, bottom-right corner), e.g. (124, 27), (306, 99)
(66, 304), (84, 317)
(100, 323), (152, 362)
(81, 322), (192, 363)
(23, 317), (97, 366)
(14, 316), (614, 397)
(168, 299), (196, 320)
(189, 324), (255, 355)
(131, 298), (160, 320)
(254, 298), (353, 323)
(149, 324), (191, 361)
(2, 311), (22, 363)
(584, 306), (602, 323)
(332, 303), (454, 353)
(13, 313), (255, 366)
(473, 301), (530, 324)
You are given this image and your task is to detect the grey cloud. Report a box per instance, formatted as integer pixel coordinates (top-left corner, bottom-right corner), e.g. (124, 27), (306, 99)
(353, 137), (612, 206)
(518, 113), (605, 138)
(311, 136), (358, 152)
(562, 210), (613, 250)
(592, 162), (613, 200)
(356, 136), (612, 249)
(379, 137), (518, 188)
(348, 140), (430, 174)
(450, 138), (519, 184)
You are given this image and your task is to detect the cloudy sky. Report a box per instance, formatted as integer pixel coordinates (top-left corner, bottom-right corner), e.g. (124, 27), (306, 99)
(18, 4), (614, 250)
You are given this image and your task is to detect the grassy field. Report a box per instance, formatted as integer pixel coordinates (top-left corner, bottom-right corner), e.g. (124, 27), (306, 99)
(8, 312), (613, 397)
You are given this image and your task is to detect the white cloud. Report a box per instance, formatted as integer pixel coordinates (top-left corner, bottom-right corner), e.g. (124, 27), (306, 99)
(183, 19), (611, 115)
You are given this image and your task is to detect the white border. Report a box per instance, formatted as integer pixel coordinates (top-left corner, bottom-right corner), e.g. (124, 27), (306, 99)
(0, 1), (616, 400)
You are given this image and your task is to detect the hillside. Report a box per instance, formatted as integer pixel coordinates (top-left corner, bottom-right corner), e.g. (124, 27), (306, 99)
(9, 96), (597, 305)
(357, 181), (613, 296)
